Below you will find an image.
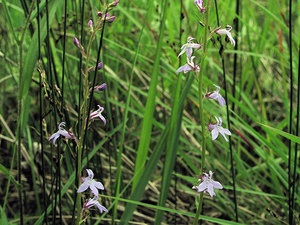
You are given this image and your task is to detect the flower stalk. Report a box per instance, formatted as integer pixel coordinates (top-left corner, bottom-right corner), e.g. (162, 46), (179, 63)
(193, 0), (210, 223)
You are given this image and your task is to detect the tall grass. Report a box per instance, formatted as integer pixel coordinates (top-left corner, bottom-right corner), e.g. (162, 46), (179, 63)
(0, 0), (299, 224)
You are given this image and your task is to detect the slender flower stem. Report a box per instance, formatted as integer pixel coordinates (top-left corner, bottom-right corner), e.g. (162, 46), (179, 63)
(193, 1), (209, 224)
(75, 20), (101, 225)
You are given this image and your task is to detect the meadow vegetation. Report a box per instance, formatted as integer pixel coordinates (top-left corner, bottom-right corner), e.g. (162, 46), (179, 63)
(0, 0), (299, 224)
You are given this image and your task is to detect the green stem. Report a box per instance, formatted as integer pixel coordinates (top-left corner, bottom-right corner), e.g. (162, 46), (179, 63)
(75, 23), (99, 225)
(193, 1), (209, 224)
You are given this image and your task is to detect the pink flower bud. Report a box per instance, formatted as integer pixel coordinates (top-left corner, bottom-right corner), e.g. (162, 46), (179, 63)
(73, 37), (80, 47)
(88, 20), (93, 28)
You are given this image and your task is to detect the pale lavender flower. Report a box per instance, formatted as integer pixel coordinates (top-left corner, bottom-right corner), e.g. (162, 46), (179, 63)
(90, 105), (106, 125)
(176, 56), (200, 74)
(83, 196), (108, 213)
(77, 169), (104, 197)
(208, 117), (231, 142)
(178, 36), (201, 59)
(194, 0), (206, 14)
(48, 122), (72, 145)
(205, 85), (226, 106)
(215, 25), (235, 46)
(192, 171), (223, 197)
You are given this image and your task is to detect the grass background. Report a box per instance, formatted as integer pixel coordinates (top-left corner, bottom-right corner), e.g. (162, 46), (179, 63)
(0, 0), (299, 224)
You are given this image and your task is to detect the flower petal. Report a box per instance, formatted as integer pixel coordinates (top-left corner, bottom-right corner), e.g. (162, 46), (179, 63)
(212, 181), (223, 189)
(211, 128), (219, 140)
(77, 182), (89, 193)
(95, 202), (108, 213)
(206, 184), (216, 197)
(94, 181), (104, 190)
(90, 183), (99, 196)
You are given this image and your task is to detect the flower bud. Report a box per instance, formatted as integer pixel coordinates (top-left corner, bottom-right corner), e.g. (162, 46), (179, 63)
(88, 20), (93, 28)
(73, 37), (80, 47)
(97, 62), (103, 70)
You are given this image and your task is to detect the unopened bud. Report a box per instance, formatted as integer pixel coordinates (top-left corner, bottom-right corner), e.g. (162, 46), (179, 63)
(112, 0), (119, 6)
(107, 15), (116, 23)
(88, 20), (93, 29)
(97, 62), (103, 70)
(73, 37), (80, 47)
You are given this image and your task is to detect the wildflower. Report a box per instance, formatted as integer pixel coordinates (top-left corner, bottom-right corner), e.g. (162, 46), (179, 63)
(205, 85), (226, 106)
(91, 83), (107, 92)
(111, 0), (119, 6)
(88, 20), (93, 28)
(88, 20), (94, 32)
(178, 36), (201, 59)
(83, 196), (108, 213)
(194, 0), (206, 14)
(106, 14), (116, 23)
(48, 122), (72, 145)
(77, 169), (104, 197)
(87, 62), (103, 72)
(192, 171), (223, 197)
(90, 105), (106, 125)
(98, 12), (116, 23)
(97, 62), (103, 70)
(208, 117), (231, 142)
(73, 37), (80, 48)
(176, 56), (200, 74)
(215, 25), (235, 46)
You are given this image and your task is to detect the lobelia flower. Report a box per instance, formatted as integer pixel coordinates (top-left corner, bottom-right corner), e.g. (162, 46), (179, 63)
(205, 85), (226, 106)
(77, 169), (104, 197)
(178, 36), (201, 59)
(176, 56), (200, 74)
(83, 196), (108, 213)
(192, 171), (223, 197)
(194, 0), (206, 14)
(215, 25), (236, 46)
(208, 117), (231, 142)
(48, 122), (73, 145)
(90, 105), (106, 125)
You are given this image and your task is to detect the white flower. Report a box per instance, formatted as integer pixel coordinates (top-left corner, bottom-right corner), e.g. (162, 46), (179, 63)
(77, 169), (104, 197)
(192, 171), (223, 197)
(208, 117), (231, 142)
(176, 56), (200, 74)
(215, 25), (235, 46)
(178, 36), (201, 59)
(48, 122), (72, 145)
(206, 85), (226, 106)
(83, 196), (108, 213)
(90, 105), (106, 125)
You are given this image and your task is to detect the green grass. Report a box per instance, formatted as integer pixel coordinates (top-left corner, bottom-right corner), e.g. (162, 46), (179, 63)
(0, 0), (299, 224)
